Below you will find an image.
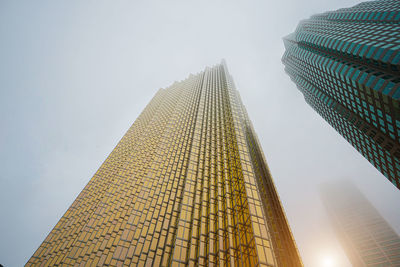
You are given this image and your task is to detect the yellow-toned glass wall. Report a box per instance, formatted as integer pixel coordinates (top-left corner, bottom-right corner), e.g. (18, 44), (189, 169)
(27, 62), (302, 267)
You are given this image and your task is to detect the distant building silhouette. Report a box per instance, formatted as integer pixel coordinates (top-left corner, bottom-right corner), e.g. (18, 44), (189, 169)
(282, 0), (400, 190)
(320, 181), (400, 266)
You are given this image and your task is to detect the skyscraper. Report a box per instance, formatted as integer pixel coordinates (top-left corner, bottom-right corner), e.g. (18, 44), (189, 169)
(320, 181), (400, 266)
(27, 62), (302, 266)
(282, 0), (400, 189)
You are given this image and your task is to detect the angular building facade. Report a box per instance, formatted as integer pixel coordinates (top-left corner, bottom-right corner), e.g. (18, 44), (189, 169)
(282, 0), (400, 189)
(27, 62), (302, 266)
(320, 181), (400, 266)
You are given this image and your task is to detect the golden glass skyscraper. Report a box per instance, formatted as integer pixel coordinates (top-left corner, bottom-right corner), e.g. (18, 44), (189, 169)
(27, 61), (302, 266)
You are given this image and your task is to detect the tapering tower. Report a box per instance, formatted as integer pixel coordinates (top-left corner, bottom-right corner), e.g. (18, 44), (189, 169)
(282, 0), (400, 189)
(27, 61), (302, 266)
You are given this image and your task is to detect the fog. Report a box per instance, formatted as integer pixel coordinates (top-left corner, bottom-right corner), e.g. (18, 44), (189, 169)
(1, 1), (399, 266)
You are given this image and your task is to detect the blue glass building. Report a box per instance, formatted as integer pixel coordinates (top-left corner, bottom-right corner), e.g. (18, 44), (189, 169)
(282, 0), (400, 189)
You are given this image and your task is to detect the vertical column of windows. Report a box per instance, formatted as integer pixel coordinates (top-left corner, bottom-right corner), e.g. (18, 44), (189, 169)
(222, 65), (272, 266)
(170, 71), (208, 266)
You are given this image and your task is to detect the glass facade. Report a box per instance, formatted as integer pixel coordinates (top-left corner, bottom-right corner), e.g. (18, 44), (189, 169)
(282, 0), (400, 189)
(27, 62), (302, 266)
(320, 181), (400, 266)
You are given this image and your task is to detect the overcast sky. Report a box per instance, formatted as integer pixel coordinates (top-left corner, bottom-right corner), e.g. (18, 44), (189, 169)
(1, 1), (400, 266)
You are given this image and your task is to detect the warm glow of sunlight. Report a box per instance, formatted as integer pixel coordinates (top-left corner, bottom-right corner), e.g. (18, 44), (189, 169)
(322, 256), (335, 267)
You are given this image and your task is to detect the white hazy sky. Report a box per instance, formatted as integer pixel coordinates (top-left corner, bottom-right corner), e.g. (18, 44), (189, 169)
(1, 1), (399, 266)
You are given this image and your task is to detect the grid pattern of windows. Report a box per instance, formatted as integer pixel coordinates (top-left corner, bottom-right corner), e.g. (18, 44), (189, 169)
(282, 0), (400, 190)
(321, 182), (400, 266)
(26, 62), (302, 266)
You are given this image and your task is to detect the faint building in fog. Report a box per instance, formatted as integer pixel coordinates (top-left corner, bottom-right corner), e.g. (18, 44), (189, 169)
(320, 181), (400, 266)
